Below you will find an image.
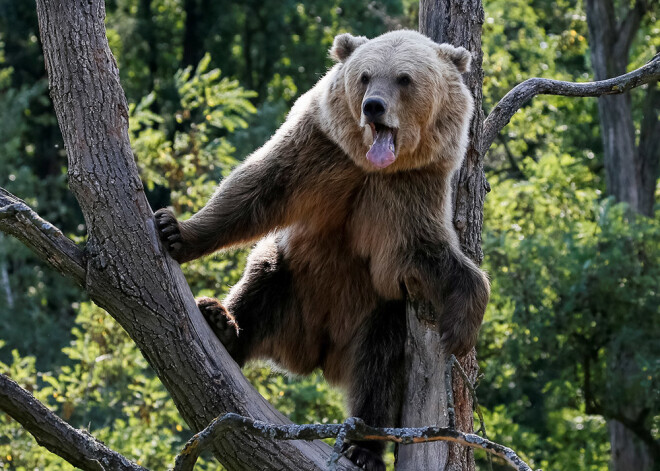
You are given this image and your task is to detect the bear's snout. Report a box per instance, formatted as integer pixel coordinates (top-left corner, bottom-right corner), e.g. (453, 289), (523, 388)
(362, 97), (387, 122)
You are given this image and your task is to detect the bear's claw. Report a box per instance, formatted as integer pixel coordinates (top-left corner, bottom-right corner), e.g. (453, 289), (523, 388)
(343, 445), (385, 471)
(154, 208), (185, 260)
(197, 297), (240, 354)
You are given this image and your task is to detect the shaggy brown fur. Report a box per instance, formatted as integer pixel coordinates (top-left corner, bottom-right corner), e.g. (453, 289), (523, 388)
(155, 30), (489, 471)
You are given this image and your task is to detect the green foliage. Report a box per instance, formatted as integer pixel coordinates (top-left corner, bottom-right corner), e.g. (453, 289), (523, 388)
(479, 154), (659, 470)
(482, 0), (601, 179)
(0, 303), (211, 470)
(0, 58), (81, 370)
(130, 53), (256, 213)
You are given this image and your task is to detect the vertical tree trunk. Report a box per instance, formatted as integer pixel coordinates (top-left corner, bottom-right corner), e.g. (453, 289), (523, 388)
(584, 2), (658, 469)
(585, 0), (659, 218)
(609, 415), (657, 471)
(182, 0), (205, 67)
(398, 1), (486, 470)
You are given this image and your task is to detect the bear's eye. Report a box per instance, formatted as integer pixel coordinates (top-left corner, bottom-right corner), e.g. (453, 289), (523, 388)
(397, 75), (412, 86)
(360, 73), (370, 85)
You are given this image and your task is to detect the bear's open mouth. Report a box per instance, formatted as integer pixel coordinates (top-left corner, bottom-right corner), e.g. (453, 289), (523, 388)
(366, 123), (397, 169)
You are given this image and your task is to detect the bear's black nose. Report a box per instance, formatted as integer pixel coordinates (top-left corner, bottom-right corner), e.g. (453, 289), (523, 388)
(362, 97), (387, 122)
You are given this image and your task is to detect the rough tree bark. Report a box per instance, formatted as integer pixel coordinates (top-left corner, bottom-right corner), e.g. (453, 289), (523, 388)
(33, 1), (356, 470)
(399, 1), (486, 470)
(584, 2), (659, 469)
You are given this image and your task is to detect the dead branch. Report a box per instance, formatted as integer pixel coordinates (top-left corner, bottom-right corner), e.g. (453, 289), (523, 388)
(0, 187), (85, 286)
(481, 53), (660, 155)
(0, 374), (146, 471)
(0, 372), (534, 471)
(173, 413), (536, 471)
(447, 354), (487, 437)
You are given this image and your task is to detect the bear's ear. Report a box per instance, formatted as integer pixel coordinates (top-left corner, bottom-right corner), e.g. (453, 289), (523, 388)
(435, 44), (472, 73)
(330, 33), (369, 63)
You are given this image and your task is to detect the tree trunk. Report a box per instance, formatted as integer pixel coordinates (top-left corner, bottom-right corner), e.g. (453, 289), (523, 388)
(584, 2), (658, 469)
(182, 0), (205, 68)
(34, 1), (355, 469)
(609, 420), (657, 471)
(585, 0), (659, 218)
(398, 1), (486, 470)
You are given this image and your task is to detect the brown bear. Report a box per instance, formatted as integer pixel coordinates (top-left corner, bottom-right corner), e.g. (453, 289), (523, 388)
(155, 30), (489, 470)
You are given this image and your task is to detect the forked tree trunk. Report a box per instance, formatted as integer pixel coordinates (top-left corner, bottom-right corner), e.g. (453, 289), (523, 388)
(398, 1), (487, 470)
(34, 1), (355, 469)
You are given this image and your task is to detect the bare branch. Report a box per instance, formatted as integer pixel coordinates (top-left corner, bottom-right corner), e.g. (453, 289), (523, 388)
(0, 374), (147, 471)
(0, 187), (85, 286)
(481, 54), (660, 156)
(173, 413), (535, 471)
(447, 354), (488, 438)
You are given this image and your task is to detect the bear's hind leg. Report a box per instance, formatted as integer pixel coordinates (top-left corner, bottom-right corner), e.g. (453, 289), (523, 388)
(197, 297), (241, 358)
(344, 299), (406, 471)
(201, 236), (295, 367)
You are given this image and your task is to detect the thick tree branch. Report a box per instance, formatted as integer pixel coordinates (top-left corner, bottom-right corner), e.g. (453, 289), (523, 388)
(0, 187), (85, 286)
(0, 374), (147, 471)
(480, 54), (660, 156)
(173, 413), (535, 471)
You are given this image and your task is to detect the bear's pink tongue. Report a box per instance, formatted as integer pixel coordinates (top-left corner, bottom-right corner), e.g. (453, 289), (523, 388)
(366, 127), (396, 168)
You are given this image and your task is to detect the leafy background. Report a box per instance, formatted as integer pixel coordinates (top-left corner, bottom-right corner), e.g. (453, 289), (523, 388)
(0, 0), (658, 469)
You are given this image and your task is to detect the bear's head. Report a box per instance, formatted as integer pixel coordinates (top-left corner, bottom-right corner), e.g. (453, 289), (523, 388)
(320, 30), (474, 173)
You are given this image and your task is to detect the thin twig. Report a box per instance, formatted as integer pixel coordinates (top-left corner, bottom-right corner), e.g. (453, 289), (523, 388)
(445, 355), (457, 430)
(328, 417), (356, 471)
(448, 355), (487, 437)
(0, 374), (147, 471)
(481, 53), (660, 155)
(0, 187), (85, 286)
(448, 355), (493, 471)
(172, 412), (535, 471)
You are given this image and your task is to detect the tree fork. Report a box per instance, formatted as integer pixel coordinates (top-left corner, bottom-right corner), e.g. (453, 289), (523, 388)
(34, 1), (355, 469)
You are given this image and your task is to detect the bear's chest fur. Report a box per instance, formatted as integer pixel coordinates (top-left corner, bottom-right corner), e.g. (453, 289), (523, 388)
(280, 162), (450, 353)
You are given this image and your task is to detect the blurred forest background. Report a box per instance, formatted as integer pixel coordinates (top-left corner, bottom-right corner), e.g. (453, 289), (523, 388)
(0, 0), (658, 469)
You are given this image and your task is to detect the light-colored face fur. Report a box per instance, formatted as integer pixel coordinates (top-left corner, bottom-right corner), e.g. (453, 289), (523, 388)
(318, 30), (474, 174)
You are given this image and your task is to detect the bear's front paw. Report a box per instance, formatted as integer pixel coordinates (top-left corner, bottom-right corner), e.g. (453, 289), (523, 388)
(343, 445), (385, 471)
(439, 313), (479, 357)
(155, 208), (187, 262)
(197, 297), (240, 355)
(438, 268), (489, 357)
